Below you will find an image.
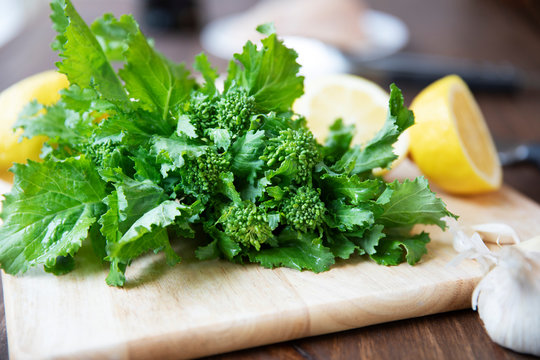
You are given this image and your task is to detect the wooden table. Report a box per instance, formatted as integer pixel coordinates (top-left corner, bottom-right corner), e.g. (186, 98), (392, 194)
(0, 0), (539, 358)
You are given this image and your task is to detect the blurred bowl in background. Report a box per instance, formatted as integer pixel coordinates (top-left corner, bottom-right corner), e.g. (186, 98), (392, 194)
(0, 0), (47, 49)
(200, 6), (409, 77)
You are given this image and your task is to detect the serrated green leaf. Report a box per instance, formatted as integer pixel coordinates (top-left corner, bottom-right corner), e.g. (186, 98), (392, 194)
(401, 232), (430, 265)
(241, 177), (270, 202)
(118, 18), (195, 120)
(15, 101), (90, 144)
(321, 174), (383, 205)
(106, 259), (127, 286)
(91, 13), (138, 61)
(266, 186), (285, 200)
(378, 177), (456, 230)
(208, 128), (232, 150)
(356, 224), (385, 255)
(101, 181), (190, 286)
(249, 232), (334, 272)
(323, 118), (355, 163)
(195, 239), (220, 261)
(370, 232), (430, 266)
(218, 172), (241, 204)
(93, 111), (158, 148)
(327, 233), (359, 259)
(151, 135), (208, 176)
(59, 84), (100, 112)
(0, 157), (106, 274)
(265, 157), (298, 184)
(369, 239), (404, 266)
(52, 0), (130, 106)
(230, 130), (266, 182)
(206, 228), (242, 260)
(225, 34), (303, 112)
(50, 0), (69, 52)
(44, 255), (75, 275)
(131, 148), (161, 183)
(325, 201), (374, 232)
(176, 115), (198, 138)
(193, 53), (219, 96)
(333, 85), (414, 175)
(267, 213), (280, 230)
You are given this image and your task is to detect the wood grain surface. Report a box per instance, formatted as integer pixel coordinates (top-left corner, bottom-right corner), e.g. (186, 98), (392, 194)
(2, 160), (540, 359)
(0, 0), (539, 359)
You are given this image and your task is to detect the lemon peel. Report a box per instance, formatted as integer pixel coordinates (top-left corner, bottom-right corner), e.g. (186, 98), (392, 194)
(409, 75), (502, 194)
(0, 70), (69, 181)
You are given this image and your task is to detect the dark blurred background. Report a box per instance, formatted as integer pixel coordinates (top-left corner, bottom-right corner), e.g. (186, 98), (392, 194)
(1, 0), (540, 89)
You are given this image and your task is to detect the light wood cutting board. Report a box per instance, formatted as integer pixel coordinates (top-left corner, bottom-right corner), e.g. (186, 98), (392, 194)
(2, 160), (540, 360)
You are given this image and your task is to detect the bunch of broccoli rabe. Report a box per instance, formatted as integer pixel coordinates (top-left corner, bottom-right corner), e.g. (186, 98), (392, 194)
(0, 0), (454, 286)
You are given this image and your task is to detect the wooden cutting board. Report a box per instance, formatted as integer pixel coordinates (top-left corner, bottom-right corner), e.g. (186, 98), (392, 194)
(2, 160), (540, 360)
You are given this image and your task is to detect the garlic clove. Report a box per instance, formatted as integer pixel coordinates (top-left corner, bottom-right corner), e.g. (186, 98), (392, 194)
(472, 244), (540, 356)
(448, 230), (496, 271)
(515, 235), (540, 253)
(470, 223), (521, 245)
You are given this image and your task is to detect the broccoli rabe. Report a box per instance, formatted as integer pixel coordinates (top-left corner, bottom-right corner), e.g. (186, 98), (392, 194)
(0, 0), (456, 287)
(80, 141), (117, 167)
(260, 128), (321, 183)
(216, 90), (256, 134)
(179, 147), (230, 198)
(219, 201), (273, 250)
(182, 93), (217, 136)
(281, 186), (326, 232)
(181, 89), (255, 137)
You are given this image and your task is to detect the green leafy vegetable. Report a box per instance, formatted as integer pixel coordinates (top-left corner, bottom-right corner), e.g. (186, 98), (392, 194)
(0, 0), (456, 286)
(53, 0), (130, 106)
(0, 157), (106, 274)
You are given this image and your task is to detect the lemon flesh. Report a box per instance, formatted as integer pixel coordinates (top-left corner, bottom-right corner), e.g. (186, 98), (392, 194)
(409, 75), (502, 195)
(294, 74), (409, 175)
(0, 71), (69, 181)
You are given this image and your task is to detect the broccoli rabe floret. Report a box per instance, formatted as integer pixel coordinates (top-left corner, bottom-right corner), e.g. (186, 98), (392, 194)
(80, 141), (117, 167)
(260, 128), (321, 183)
(281, 186), (326, 232)
(216, 89), (255, 134)
(219, 201), (273, 250)
(179, 147), (230, 197)
(181, 90), (255, 137)
(183, 93), (218, 135)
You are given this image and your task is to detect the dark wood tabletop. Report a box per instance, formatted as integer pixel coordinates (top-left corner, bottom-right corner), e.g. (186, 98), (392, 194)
(1, 0), (539, 359)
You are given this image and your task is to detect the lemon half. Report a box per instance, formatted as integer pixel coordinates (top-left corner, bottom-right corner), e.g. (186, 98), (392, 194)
(0, 71), (69, 181)
(294, 74), (409, 175)
(409, 75), (502, 194)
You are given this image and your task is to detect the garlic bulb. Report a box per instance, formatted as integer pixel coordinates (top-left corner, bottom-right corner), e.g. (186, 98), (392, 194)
(451, 225), (540, 356)
(472, 245), (540, 356)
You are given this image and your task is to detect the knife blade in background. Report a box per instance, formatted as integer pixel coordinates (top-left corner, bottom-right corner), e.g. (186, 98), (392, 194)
(497, 142), (540, 169)
(348, 51), (540, 93)
(277, 37), (540, 93)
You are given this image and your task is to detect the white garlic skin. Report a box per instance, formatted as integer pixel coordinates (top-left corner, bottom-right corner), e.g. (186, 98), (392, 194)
(473, 247), (540, 356)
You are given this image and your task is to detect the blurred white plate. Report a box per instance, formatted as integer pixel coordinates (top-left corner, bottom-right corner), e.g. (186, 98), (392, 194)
(0, 0), (47, 49)
(201, 9), (409, 75)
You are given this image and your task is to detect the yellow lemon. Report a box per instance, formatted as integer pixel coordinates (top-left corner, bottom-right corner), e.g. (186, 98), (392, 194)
(293, 74), (409, 175)
(409, 75), (502, 194)
(0, 71), (69, 181)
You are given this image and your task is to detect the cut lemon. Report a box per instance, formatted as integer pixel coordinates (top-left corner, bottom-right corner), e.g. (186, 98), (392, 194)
(0, 71), (69, 181)
(293, 74), (409, 175)
(409, 75), (502, 194)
